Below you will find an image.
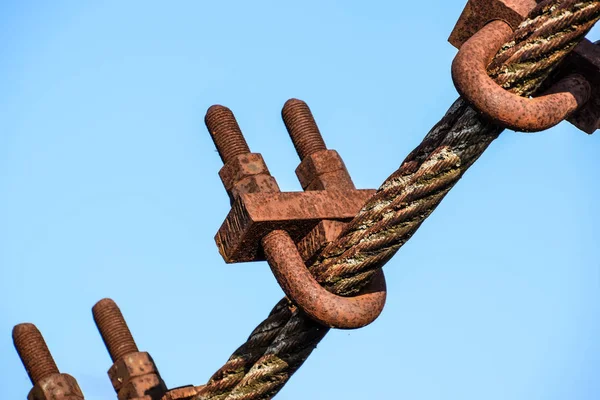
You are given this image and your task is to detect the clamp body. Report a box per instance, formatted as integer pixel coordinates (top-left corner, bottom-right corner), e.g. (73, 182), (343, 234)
(208, 100), (387, 329)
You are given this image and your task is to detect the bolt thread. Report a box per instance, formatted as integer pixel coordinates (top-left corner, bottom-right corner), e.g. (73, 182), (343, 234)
(12, 323), (60, 385)
(205, 105), (250, 164)
(282, 99), (327, 160)
(92, 298), (138, 362)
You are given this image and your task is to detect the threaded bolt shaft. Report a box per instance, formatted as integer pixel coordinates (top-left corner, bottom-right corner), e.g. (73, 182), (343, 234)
(13, 323), (60, 385)
(282, 99), (327, 160)
(205, 105), (251, 164)
(92, 298), (138, 362)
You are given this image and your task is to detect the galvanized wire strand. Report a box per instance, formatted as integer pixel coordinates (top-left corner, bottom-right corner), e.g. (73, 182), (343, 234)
(195, 2), (600, 399)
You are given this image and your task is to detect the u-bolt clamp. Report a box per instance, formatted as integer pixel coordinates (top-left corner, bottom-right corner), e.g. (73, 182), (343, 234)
(207, 100), (386, 329)
(449, 0), (600, 134)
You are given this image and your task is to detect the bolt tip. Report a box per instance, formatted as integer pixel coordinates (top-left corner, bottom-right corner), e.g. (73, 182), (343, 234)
(92, 298), (117, 315)
(12, 323), (38, 341)
(281, 99), (326, 159)
(205, 105), (235, 130)
(283, 98), (307, 108)
(13, 322), (60, 384)
(206, 104), (231, 118)
(203, 104), (250, 164)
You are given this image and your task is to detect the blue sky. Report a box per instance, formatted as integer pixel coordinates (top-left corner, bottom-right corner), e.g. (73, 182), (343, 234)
(1, 1), (599, 399)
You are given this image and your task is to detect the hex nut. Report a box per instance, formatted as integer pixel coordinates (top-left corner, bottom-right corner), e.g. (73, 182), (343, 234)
(295, 150), (354, 190)
(27, 374), (84, 400)
(218, 153), (270, 192)
(305, 170), (356, 191)
(108, 352), (162, 392)
(230, 174), (280, 200)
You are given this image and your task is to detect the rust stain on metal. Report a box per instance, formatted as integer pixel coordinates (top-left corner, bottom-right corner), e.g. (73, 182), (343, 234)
(452, 20), (591, 132)
(296, 220), (348, 265)
(93, 299), (167, 400)
(282, 98), (327, 160)
(28, 374), (85, 400)
(93, 298), (139, 362)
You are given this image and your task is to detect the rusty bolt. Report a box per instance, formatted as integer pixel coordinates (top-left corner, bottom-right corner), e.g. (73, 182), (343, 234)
(28, 374), (85, 400)
(205, 105), (251, 164)
(93, 298), (139, 362)
(13, 323), (60, 385)
(13, 323), (85, 400)
(282, 99), (327, 160)
(282, 99), (355, 190)
(206, 105), (280, 200)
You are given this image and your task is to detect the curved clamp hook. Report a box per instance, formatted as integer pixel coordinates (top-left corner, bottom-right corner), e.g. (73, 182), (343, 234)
(451, 20), (591, 132)
(262, 230), (386, 329)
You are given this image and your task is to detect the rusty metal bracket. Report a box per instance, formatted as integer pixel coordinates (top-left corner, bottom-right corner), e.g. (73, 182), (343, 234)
(449, 0), (600, 134)
(207, 100), (386, 329)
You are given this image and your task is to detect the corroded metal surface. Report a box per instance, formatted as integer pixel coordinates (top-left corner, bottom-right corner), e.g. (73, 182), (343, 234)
(215, 189), (375, 263)
(205, 105), (250, 165)
(93, 298), (139, 362)
(452, 20), (592, 132)
(295, 149), (355, 191)
(296, 220), (348, 264)
(262, 230), (386, 329)
(27, 374), (85, 400)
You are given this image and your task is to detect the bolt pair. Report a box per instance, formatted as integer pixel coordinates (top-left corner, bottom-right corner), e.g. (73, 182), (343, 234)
(207, 99), (387, 329)
(13, 299), (202, 400)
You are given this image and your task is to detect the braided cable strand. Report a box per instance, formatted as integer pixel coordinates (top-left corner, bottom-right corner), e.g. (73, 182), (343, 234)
(196, 2), (600, 399)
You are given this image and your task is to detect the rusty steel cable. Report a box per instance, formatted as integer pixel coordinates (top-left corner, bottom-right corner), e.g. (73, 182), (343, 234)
(194, 1), (600, 399)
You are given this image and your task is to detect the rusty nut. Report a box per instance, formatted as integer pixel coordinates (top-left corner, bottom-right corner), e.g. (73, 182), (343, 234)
(27, 374), (84, 400)
(108, 352), (164, 392)
(228, 174), (280, 200)
(218, 153), (270, 192)
(117, 374), (166, 400)
(295, 149), (354, 190)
